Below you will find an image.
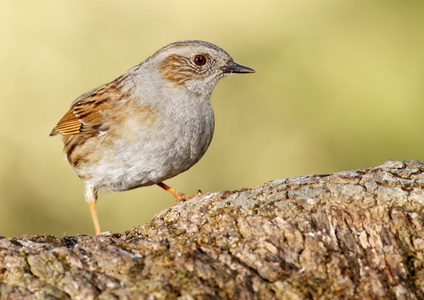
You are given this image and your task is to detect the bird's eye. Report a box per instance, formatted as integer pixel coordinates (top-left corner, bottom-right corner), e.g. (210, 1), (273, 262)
(194, 55), (206, 66)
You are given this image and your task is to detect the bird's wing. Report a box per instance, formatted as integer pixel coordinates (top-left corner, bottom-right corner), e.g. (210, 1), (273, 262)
(50, 78), (125, 136)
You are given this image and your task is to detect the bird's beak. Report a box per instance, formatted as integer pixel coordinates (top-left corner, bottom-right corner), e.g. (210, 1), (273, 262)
(220, 61), (255, 74)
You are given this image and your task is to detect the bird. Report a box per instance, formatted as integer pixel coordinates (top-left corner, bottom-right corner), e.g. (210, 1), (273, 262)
(50, 40), (255, 235)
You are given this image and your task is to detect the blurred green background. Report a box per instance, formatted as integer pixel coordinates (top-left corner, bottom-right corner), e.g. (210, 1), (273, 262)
(1, 0), (424, 237)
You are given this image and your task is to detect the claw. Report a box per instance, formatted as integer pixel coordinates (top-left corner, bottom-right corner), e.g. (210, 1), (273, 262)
(157, 182), (203, 205)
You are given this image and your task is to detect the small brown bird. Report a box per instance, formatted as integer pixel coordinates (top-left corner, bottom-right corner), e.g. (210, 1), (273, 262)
(50, 40), (254, 235)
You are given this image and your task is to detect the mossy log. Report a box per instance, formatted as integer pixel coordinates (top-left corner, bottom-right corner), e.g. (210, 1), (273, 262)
(1, 160), (424, 299)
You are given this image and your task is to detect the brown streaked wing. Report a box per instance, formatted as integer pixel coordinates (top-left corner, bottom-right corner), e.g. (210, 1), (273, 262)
(52, 109), (83, 135)
(52, 83), (117, 136)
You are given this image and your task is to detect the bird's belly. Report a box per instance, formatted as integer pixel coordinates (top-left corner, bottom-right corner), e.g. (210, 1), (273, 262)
(77, 112), (214, 192)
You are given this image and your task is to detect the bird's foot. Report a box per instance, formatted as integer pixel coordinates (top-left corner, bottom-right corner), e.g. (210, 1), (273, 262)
(173, 189), (202, 205)
(157, 182), (202, 205)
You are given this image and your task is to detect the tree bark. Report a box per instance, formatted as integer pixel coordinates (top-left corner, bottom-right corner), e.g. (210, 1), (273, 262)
(1, 160), (424, 299)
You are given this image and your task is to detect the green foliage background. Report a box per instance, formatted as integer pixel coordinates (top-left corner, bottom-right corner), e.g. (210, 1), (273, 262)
(1, 0), (424, 236)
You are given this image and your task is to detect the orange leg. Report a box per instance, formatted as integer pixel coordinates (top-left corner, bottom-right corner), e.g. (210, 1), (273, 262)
(157, 182), (201, 204)
(85, 185), (102, 235)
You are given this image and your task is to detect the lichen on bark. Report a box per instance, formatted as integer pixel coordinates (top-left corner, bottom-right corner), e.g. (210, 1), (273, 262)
(1, 160), (424, 299)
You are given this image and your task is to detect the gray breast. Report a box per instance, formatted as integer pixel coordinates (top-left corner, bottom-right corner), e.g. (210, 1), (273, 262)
(99, 100), (215, 192)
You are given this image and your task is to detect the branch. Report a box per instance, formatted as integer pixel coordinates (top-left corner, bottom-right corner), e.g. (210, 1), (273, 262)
(1, 160), (424, 299)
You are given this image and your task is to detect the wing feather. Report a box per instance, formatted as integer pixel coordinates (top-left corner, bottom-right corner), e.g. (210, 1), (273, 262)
(50, 77), (126, 137)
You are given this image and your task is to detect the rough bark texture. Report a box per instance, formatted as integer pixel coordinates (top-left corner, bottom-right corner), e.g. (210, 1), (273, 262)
(1, 160), (424, 299)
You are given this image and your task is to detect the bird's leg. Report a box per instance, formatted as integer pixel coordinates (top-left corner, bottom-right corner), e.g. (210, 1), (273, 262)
(85, 185), (102, 235)
(157, 182), (202, 205)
